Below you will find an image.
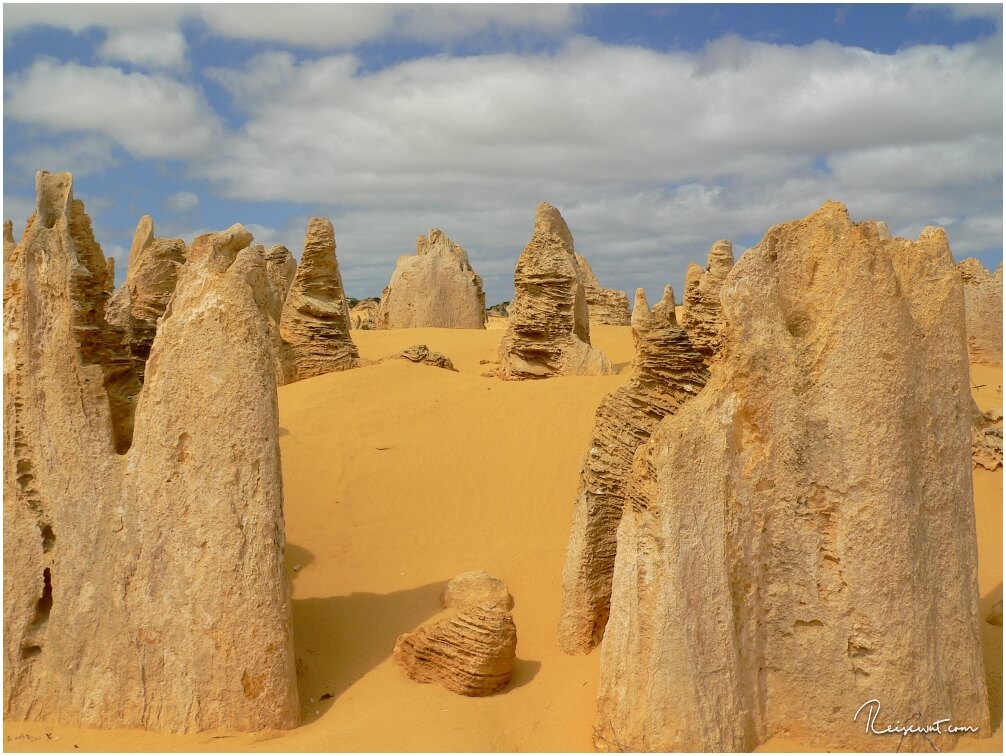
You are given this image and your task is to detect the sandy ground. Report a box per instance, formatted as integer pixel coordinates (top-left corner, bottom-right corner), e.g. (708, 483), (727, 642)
(4, 326), (1001, 752)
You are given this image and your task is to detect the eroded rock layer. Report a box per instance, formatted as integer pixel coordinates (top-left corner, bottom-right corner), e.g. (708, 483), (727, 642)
(279, 217), (362, 380)
(958, 258), (1003, 366)
(558, 287), (707, 654)
(394, 603), (517, 696)
(575, 253), (630, 326)
(380, 344), (457, 371)
(377, 229), (486, 329)
(595, 202), (988, 752)
(264, 244), (296, 313)
(4, 220), (16, 281)
(106, 215), (187, 383)
(4, 172), (299, 733)
(498, 203), (611, 379)
(679, 239), (734, 361)
(971, 401), (1003, 471)
(349, 298), (380, 330)
(441, 571), (513, 611)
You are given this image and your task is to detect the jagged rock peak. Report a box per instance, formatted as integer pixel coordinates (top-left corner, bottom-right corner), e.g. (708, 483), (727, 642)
(105, 215), (188, 384)
(5, 175), (299, 733)
(679, 239), (735, 362)
(957, 257), (1002, 366)
(652, 284), (677, 325)
(279, 217), (362, 381)
(497, 203), (612, 379)
(576, 253), (631, 326)
(377, 227), (486, 329)
(595, 201), (988, 751)
(558, 279), (708, 655)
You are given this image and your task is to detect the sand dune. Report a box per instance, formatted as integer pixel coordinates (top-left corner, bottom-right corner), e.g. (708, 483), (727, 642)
(4, 326), (1000, 752)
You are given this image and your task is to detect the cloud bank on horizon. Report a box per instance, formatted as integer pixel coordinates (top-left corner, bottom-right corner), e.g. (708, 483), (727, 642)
(3, 3), (1002, 304)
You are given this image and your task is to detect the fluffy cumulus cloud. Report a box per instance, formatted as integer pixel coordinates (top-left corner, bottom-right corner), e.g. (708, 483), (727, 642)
(2, 6), (1001, 302)
(98, 29), (188, 70)
(8, 135), (118, 180)
(3, 4), (580, 49)
(5, 59), (221, 159)
(193, 33), (1002, 298)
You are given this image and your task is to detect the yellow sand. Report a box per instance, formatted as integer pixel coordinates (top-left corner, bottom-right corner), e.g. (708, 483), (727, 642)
(4, 327), (1001, 752)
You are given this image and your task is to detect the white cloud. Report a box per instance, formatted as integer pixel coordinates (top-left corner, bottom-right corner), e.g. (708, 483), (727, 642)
(3, 5), (187, 34)
(2, 16), (1000, 303)
(9, 135), (118, 179)
(3, 195), (35, 232)
(5, 59), (221, 160)
(202, 36), (1001, 204)
(4, 4), (580, 48)
(98, 29), (188, 70)
(187, 34), (1002, 301)
(912, 4), (1004, 25)
(164, 191), (199, 213)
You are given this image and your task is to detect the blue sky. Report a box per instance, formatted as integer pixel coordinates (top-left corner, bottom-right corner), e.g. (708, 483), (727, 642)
(3, 3), (1003, 304)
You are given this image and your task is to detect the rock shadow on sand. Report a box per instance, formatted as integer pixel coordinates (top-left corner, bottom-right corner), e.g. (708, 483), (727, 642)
(506, 658), (541, 692)
(292, 581), (447, 723)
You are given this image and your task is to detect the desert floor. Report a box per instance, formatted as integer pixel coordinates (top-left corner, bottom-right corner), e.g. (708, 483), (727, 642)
(4, 326), (1002, 753)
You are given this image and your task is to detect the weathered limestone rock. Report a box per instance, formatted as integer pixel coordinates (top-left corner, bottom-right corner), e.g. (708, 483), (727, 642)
(486, 301), (509, 319)
(971, 400), (1003, 471)
(558, 287), (708, 654)
(377, 229), (486, 329)
(497, 203), (612, 379)
(394, 603), (517, 696)
(349, 298), (380, 329)
(3, 219), (15, 253)
(380, 344), (457, 371)
(4, 220), (16, 282)
(575, 254), (630, 326)
(103, 256), (115, 294)
(988, 599), (1003, 627)
(4, 172), (299, 733)
(679, 239), (734, 362)
(958, 258), (1002, 366)
(264, 244), (296, 309)
(105, 215), (187, 383)
(246, 244), (296, 386)
(121, 228), (299, 732)
(650, 284), (676, 324)
(441, 571), (513, 610)
(595, 202), (988, 752)
(279, 217), (363, 380)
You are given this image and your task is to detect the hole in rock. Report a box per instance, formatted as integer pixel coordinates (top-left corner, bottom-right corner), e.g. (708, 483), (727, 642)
(40, 524), (55, 552)
(32, 568), (53, 629)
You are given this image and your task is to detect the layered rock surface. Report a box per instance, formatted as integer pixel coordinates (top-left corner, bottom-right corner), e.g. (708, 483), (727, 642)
(441, 570), (513, 610)
(380, 344), (457, 371)
(264, 244), (296, 315)
(4, 172), (299, 733)
(378, 229), (486, 329)
(958, 258), (1003, 366)
(679, 239), (735, 362)
(394, 603), (517, 696)
(558, 286), (707, 654)
(497, 204), (612, 379)
(596, 202), (989, 752)
(575, 254), (630, 326)
(349, 298), (380, 329)
(279, 217), (363, 380)
(4, 220), (15, 282)
(105, 215), (187, 383)
(971, 401), (1003, 471)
